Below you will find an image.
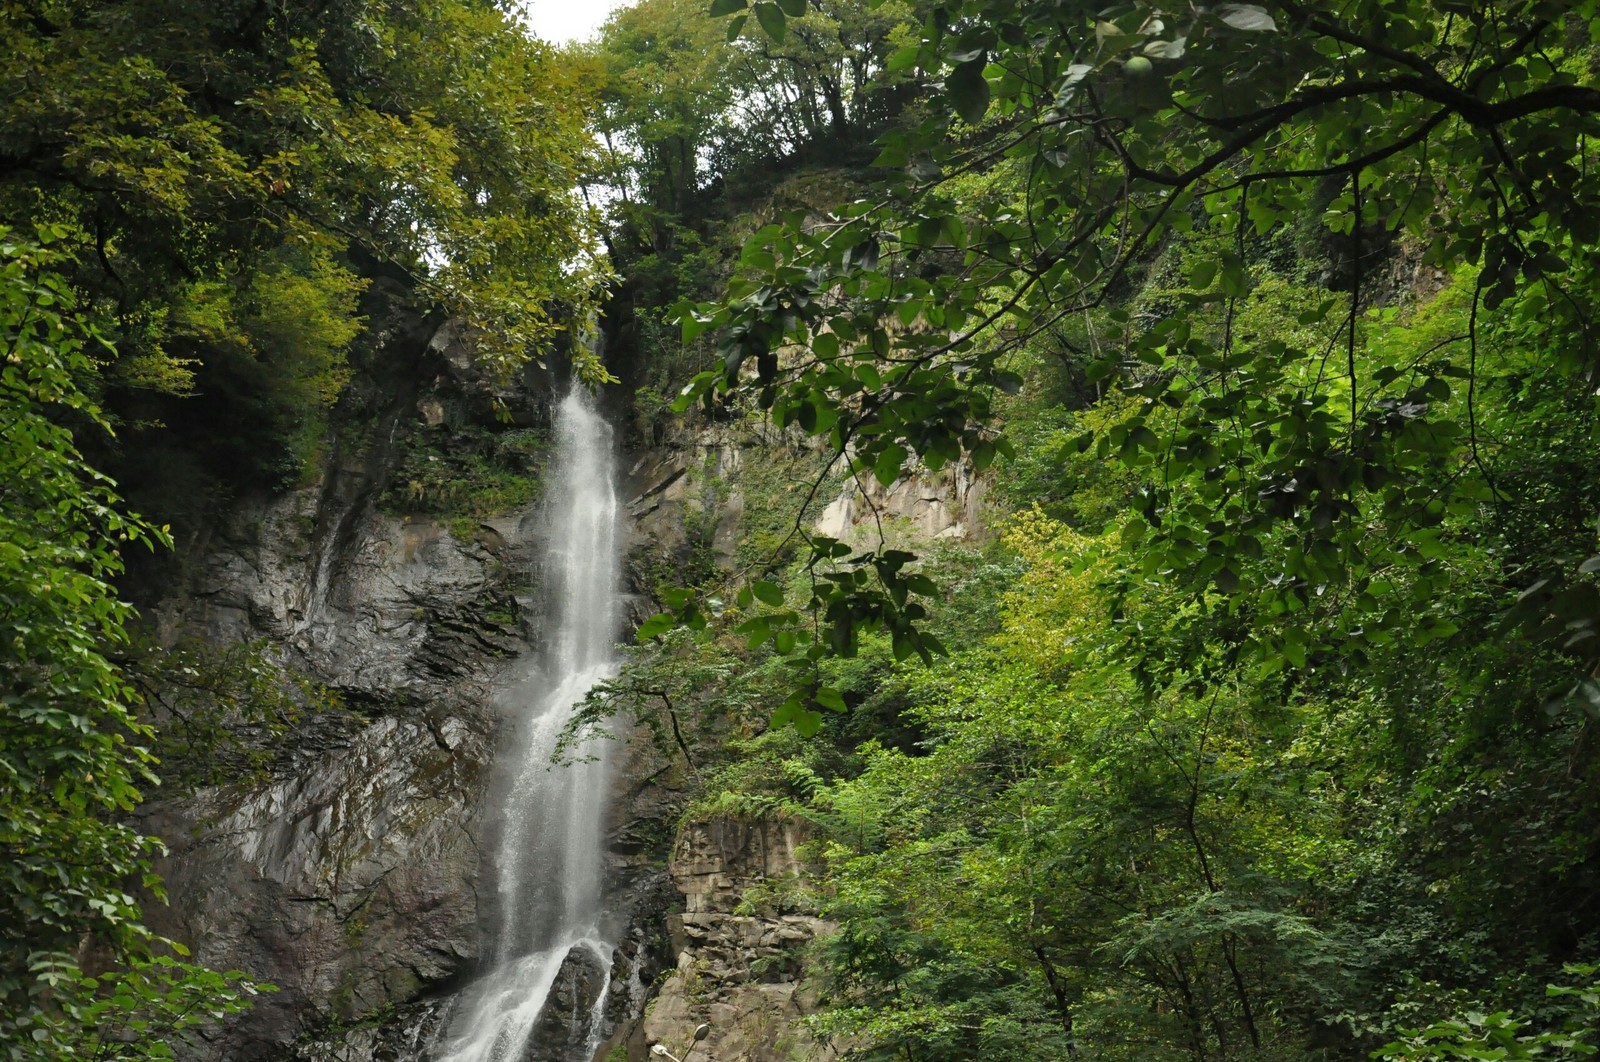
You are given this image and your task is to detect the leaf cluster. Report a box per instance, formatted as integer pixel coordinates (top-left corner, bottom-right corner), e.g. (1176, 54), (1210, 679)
(0, 230), (265, 1059)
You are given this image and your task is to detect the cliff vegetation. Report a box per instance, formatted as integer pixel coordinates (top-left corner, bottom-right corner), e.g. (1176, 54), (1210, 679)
(9, 0), (1600, 1059)
(594, 0), (1600, 1059)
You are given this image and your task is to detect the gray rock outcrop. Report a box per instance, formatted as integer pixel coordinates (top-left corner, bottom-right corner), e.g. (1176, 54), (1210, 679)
(814, 459), (985, 543)
(641, 816), (839, 1062)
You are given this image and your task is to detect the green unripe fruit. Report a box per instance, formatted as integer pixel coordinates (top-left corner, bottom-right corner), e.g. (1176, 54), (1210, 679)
(1123, 56), (1154, 77)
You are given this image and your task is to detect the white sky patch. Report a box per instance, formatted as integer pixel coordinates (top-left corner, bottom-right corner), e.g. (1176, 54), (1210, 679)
(519, 0), (630, 45)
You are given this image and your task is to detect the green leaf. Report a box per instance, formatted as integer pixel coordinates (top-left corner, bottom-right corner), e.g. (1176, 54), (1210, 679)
(874, 444), (907, 487)
(774, 0), (805, 16)
(887, 45), (921, 73)
(1219, 253), (1249, 297)
(771, 697), (799, 729)
(636, 613), (676, 641)
(1281, 630), (1308, 669)
(752, 580), (785, 607)
(708, 0), (747, 15)
(948, 57), (991, 125)
(741, 616), (773, 649)
(1144, 35), (1187, 59)
(1056, 63), (1094, 104)
(793, 707), (824, 736)
(814, 686), (847, 713)
(752, 1), (786, 41)
(1216, 4), (1277, 31)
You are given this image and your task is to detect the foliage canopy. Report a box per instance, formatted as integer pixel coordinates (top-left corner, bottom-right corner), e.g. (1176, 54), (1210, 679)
(0, 230), (265, 1060)
(671, 0), (1600, 686)
(2, 0), (609, 445)
(597, 0), (1600, 1057)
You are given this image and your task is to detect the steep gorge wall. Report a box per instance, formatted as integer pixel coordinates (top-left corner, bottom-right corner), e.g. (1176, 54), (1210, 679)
(135, 291), (538, 1054)
(139, 499), (519, 1054)
(134, 292), (680, 1059)
(641, 815), (838, 1062)
(135, 279), (987, 1058)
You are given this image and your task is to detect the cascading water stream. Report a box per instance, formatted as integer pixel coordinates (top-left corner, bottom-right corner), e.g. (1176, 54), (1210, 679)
(432, 386), (621, 1062)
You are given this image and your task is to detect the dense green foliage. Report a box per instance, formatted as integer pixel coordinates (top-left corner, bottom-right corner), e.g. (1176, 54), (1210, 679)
(380, 423), (550, 538)
(0, 232), (265, 1059)
(587, 0), (919, 432)
(672, 0), (1600, 681)
(594, 0), (1600, 1057)
(3, 0), (606, 505)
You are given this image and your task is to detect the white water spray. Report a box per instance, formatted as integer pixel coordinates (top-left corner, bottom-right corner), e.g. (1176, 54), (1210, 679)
(433, 387), (621, 1062)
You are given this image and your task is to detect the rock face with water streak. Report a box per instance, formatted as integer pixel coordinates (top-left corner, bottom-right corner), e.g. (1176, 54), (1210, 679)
(141, 705), (494, 1053)
(134, 305), (676, 1059)
(129, 296), (544, 1056)
(138, 507), (533, 1052)
(136, 294), (978, 1059)
(427, 389), (643, 1062)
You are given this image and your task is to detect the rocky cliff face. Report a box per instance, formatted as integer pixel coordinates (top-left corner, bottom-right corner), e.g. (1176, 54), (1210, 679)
(641, 816), (838, 1062)
(138, 499), (520, 1056)
(137, 290), (986, 1059)
(135, 293), (676, 1059)
(815, 458), (985, 544)
(611, 430), (987, 1062)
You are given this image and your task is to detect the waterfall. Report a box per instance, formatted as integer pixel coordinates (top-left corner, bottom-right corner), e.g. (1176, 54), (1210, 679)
(432, 386), (621, 1062)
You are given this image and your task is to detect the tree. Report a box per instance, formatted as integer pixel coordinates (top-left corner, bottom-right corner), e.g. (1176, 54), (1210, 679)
(803, 513), (1371, 1060)
(591, 0), (745, 236)
(590, 0), (918, 246)
(673, 0), (1600, 682)
(604, 3), (1600, 1054)
(1, 0), (608, 400)
(715, 0), (920, 164)
(0, 228), (262, 1060)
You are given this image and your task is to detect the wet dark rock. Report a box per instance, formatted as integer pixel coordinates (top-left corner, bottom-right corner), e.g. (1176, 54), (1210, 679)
(140, 705), (495, 1057)
(520, 945), (610, 1062)
(135, 298), (565, 1057)
(289, 999), (452, 1062)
